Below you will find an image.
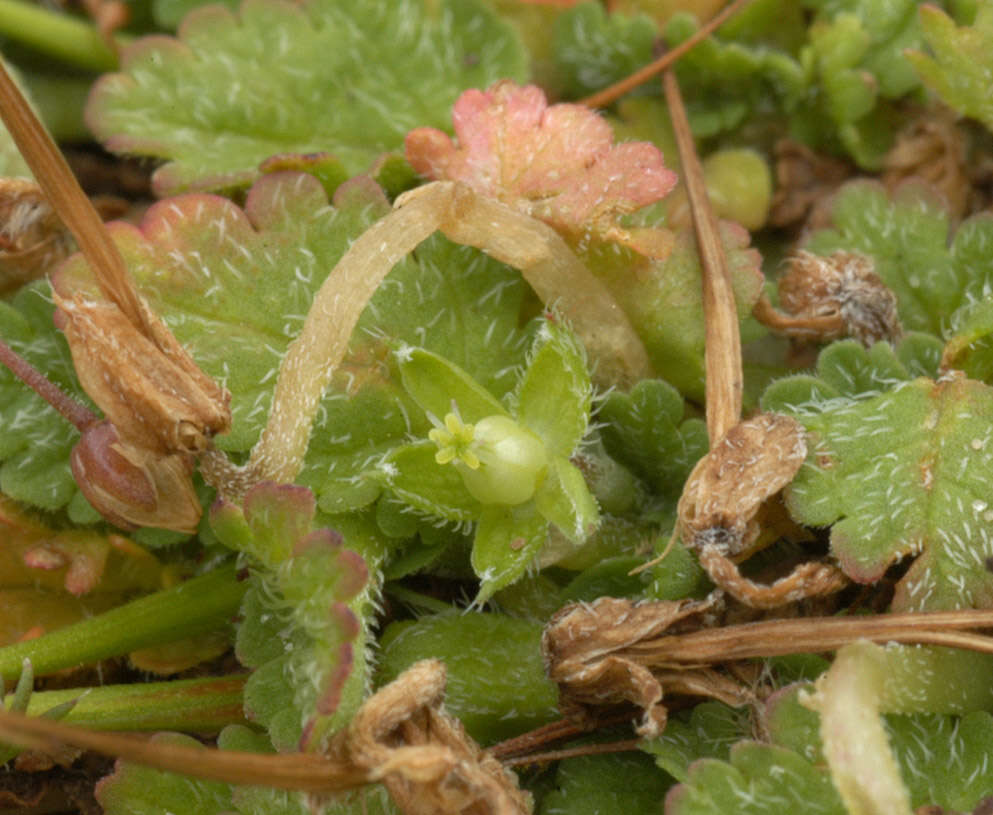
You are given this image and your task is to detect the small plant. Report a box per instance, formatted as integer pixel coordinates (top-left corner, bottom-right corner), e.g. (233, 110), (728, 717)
(4, 1), (993, 814)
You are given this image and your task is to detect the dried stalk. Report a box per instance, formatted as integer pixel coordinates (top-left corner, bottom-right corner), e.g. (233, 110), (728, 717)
(0, 57), (146, 334)
(580, 0), (755, 110)
(628, 609), (993, 664)
(663, 69), (742, 441)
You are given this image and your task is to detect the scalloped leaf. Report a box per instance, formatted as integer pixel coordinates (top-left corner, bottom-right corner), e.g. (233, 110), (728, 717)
(95, 732), (234, 815)
(598, 378), (709, 501)
(212, 483), (369, 750)
(642, 701), (751, 784)
(377, 611), (558, 743)
(661, 10), (807, 139)
(664, 741), (845, 815)
(550, 2), (657, 99)
(405, 80), (677, 243)
(87, 0), (527, 195)
(770, 372), (993, 611)
(907, 3), (993, 132)
(805, 179), (993, 336)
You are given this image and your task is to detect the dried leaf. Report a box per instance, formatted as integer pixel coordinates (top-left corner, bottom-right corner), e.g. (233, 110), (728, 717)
(405, 81), (677, 255)
(542, 595), (748, 737)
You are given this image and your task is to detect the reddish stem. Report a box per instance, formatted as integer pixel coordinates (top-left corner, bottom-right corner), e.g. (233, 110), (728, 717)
(0, 337), (96, 431)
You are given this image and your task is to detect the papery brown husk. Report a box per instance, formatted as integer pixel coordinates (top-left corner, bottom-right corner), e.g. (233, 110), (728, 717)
(52, 291), (230, 456)
(0, 178), (73, 295)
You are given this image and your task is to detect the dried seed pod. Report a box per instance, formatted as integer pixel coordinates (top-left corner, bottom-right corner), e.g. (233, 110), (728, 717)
(678, 412), (807, 557)
(677, 412), (848, 608)
(53, 291), (230, 456)
(71, 420), (201, 533)
(762, 250), (902, 347)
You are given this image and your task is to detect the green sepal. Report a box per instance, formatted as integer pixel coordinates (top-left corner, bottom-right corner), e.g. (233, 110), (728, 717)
(472, 502), (548, 603)
(515, 318), (591, 459)
(533, 457), (599, 545)
(377, 441), (483, 522)
(396, 346), (508, 424)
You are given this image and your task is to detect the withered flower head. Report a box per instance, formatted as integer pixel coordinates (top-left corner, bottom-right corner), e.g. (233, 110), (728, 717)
(776, 250), (902, 347)
(0, 178), (73, 295)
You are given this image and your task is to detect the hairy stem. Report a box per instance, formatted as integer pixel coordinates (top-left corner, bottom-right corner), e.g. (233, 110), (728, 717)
(0, 336), (95, 431)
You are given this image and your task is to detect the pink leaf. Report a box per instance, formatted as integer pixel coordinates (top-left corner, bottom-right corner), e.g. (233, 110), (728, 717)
(406, 81), (677, 244)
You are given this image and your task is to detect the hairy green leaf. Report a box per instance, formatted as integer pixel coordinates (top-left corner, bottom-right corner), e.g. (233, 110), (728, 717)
(87, 0), (527, 194)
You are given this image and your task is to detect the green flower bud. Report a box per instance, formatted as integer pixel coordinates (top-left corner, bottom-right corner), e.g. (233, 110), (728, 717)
(430, 412), (548, 505)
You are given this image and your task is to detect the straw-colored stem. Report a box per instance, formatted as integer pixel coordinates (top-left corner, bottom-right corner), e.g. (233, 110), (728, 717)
(663, 70), (742, 442)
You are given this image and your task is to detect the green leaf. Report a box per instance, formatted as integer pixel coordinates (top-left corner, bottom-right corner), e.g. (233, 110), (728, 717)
(87, 0), (527, 194)
(584, 222), (765, 401)
(376, 441), (483, 523)
(0, 284), (90, 512)
(551, 2), (657, 100)
(664, 741), (845, 815)
(377, 611), (558, 743)
(152, 0), (240, 29)
(805, 180), (993, 336)
(598, 378), (709, 500)
(214, 483), (370, 749)
(0, 59), (33, 178)
(472, 502), (548, 603)
(538, 752), (673, 815)
(95, 732), (234, 815)
(515, 317), (591, 459)
(777, 375), (993, 611)
(907, 2), (993, 132)
(662, 10), (807, 139)
(642, 701), (752, 783)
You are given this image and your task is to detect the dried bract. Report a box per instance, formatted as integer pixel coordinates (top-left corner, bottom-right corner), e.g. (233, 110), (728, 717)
(541, 595), (749, 737)
(329, 659), (530, 815)
(52, 291), (230, 456)
(756, 250), (902, 347)
(768, 139), (852, 231)
(0, 179), (73, 294)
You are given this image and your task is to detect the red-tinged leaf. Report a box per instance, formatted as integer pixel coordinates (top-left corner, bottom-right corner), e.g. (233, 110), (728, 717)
(405, 81), (677, 245)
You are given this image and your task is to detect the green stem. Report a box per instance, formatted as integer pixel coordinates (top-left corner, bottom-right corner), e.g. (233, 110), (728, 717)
(0, 0), (124, 73)
(0, 564), (246, 680)
(13, 676), (246, 733)
(383, 583), (452, 615)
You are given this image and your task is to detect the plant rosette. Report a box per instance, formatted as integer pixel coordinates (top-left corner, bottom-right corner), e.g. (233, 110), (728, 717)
(376, 315), (599, 602)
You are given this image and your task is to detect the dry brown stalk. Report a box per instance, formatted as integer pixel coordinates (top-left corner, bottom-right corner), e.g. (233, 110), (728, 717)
(0, 58), (144, 332)
(662, 68), (742, 442)
(543, 597), (993, 737)
(579, 0), (755, 110)
(0, 660), (528, 815)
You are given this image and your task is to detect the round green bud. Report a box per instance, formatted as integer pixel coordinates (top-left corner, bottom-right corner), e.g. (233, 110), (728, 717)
(703, 147), (772, 231)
